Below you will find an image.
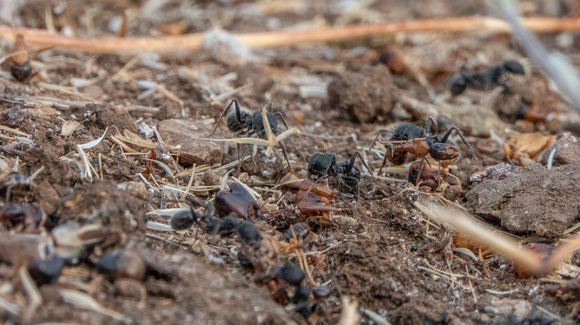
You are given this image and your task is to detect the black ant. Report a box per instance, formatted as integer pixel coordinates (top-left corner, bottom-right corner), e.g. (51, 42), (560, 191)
(449, 60), (525, 96)
(169, 200), (262, 249)
(371, 117), (478, 186)
(209, 99), (293, 172)
(307, 152), (374, 197)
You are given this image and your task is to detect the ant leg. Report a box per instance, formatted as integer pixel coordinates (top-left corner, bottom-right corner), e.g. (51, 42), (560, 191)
(415, 157), (426, 187)
(437, 162), (442, 187)
(440, 127), (480, 165)
(265, 102), (273, 112)
(368, 129), (394, 152)
(497, 81), (511, 93)
(350, 151), (376, 181)
(273, 112), (289, 129)
(377, 154), (388, 176)
(4, 185), (13, 205)
(278, 141), (293, 173)
(425, 116), (436, 135)
(236, 143), (246, 175)
(209, 99), (239, 137)
(274, 112), (304, 160)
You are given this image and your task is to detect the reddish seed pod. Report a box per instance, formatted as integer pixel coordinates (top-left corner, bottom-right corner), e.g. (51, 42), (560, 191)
(28, 256), (65, 286)
(215, 183), (264, 220)
(96, 250), (146, 282)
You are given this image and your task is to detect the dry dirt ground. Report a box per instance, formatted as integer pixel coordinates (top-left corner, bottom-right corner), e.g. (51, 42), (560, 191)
(1, 0), (580, 324)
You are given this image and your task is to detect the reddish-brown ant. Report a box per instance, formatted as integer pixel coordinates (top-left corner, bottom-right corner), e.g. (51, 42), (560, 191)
(371, 117), (478, 186)
(408, 155), (462, 191)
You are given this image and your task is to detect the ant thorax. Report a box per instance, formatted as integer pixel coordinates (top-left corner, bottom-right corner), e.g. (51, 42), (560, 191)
(391, 123), (425, 141)
(251, 111), (279, 137)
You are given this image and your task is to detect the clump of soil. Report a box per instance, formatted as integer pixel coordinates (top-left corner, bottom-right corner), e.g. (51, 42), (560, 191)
(327, 64), (395, 123)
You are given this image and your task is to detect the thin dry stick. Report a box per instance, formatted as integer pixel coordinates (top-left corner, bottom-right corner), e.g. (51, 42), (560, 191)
(3, 17), (580, 55)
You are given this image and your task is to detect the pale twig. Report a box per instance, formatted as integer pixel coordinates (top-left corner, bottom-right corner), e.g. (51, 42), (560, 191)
(3, 17), (580, 55)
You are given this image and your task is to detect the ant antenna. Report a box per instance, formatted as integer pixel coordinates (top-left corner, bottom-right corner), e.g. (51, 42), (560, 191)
(348, 151), (376, 181)
(424, 116), (436, 135)
(369, 129), (394, 152)
(439, 127), (480, 165)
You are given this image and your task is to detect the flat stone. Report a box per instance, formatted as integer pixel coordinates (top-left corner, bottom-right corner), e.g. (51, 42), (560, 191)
(466, 164), (580, 238)
(158, 119), (224, 165)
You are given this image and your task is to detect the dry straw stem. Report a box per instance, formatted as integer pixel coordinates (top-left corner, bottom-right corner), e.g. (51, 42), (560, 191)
(2, 17), (580, 55)
(416, 199), (580, 277)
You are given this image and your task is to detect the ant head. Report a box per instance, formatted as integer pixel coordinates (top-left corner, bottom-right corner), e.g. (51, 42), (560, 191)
(226, 111), (250, 133)
(503, 60), (525, 75)
(449, 75), (467, 96)
(429, 143), (459, 161)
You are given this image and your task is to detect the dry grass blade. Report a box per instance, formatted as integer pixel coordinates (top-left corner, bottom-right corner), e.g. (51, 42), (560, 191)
(19, 266), (42, 315)
(415, 199), (580, 277)
(337, 296), (360, 325)
(205, 107), (300, 156)
(415, 199), (540, 273)
(146, 222), (173, 232)
(61, 120), (81, 136)
(60, 289), (131, 323)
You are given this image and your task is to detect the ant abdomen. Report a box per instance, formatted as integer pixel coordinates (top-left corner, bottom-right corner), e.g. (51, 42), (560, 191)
(10, 63), (32, 82)
(388, 149), (407, 166)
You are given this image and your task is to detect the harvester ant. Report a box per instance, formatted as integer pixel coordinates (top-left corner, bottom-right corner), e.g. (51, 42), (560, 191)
(210, 99), (293, 171)
(307, 152), (374, 197)
(371, 117), (478, 186)
(169, 199), (263, 249)
(449, 60), (525, 96)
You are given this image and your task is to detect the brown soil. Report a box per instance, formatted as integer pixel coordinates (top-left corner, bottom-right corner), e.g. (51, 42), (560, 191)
(1, 1), (580, 324)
